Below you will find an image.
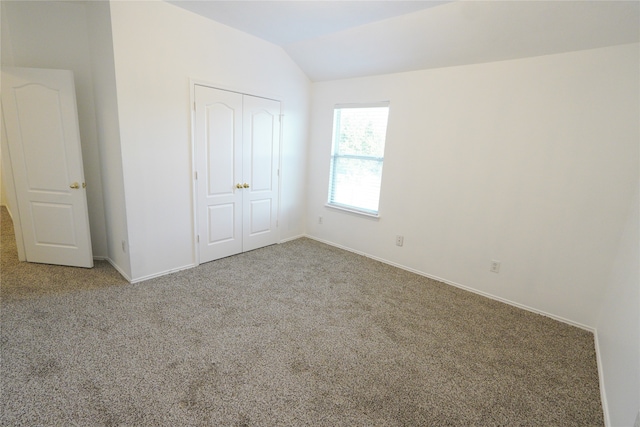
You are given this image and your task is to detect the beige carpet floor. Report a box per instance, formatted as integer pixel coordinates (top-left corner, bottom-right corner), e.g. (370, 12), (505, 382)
(1, 207), (603, 426)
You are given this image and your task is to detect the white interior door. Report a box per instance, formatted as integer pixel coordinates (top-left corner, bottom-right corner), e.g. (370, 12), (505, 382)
(194, 85), (280, 263)
(242, 95), (280, 252)
(2, 67), (93, 268)
(195, 86), (243, 262)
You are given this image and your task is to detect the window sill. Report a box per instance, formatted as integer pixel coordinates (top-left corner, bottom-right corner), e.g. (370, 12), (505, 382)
(325, 204), (380, 220)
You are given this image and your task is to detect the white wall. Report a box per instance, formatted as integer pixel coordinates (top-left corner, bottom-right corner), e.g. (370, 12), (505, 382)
(85, 2), (131, 279)
(108, 0), (310, 281)
(1, 1), (108, 258)
(307, 43), (639, 330)
(595, 183), (639, 427)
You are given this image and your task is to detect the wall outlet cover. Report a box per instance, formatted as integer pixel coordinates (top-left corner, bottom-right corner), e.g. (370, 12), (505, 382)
(490, 260), (501, 273)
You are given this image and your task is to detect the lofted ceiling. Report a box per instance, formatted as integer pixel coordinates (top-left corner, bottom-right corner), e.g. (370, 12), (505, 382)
(169, 1), (640, 82)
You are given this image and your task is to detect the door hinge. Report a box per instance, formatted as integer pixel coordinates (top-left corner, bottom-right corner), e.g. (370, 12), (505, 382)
(195, 171), (198, 180)
(194, 101), (196, 110)
(197, 235), (200, 243)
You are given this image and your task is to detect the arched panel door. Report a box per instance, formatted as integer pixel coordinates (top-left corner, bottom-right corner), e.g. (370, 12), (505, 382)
(2, 67), (93, 268)
(194, 85), (280, 263)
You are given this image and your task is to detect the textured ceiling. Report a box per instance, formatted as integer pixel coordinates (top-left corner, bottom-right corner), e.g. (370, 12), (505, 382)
(169, 1), (640, 81)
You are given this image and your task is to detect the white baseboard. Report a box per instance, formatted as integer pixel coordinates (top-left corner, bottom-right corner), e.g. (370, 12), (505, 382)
(129, 263), (196, 284)
(116, 235), (305, 285)
(279, 233), (306, 244)
(593, 330), (611, 427)
(105, 258), (132, 283)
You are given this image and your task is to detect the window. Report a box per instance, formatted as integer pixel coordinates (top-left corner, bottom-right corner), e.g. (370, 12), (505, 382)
(328, 103), (390, 216)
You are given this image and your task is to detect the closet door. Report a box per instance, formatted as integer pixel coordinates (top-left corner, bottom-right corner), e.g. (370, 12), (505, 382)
(194, 85), (280, 263)
(195, 86), (243, 262)
(242, 95), (280, 252)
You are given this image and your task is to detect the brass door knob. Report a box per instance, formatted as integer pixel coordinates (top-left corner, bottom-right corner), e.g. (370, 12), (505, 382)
(243, 183), (250, 188)
(70, 182), (80, 189)
(236, 183), (243, 189)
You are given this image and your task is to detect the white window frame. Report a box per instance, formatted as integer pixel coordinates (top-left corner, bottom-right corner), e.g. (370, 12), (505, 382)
(326, 102), (390, 218)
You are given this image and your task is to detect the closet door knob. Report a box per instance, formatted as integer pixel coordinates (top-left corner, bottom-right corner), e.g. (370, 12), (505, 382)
(243, 183), (250, 188)
(235, 183), (243, 189)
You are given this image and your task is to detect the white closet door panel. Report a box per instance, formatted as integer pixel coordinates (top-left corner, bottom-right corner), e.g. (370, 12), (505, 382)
(249, 199), (272, 235)
(249, 111), (275, 191)
(208, 204), (236, 243)
(31, 202), (77, 246)
(16, 84), (70, 191)
(195, 85), (242, 262)
(206, 103), (235, 196)
(242, 95), (280, 252)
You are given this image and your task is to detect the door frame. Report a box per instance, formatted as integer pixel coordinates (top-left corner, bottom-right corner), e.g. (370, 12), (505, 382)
(1, 104), (26, 261)
(189, 79), (283, 266)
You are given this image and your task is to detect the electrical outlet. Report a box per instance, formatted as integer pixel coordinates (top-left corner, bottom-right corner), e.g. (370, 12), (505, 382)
(318, 216), (323, 225)
(490, 260), (501, 273)
(396, 235), (404, 247)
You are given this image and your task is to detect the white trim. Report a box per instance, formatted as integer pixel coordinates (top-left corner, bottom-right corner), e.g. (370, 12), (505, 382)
(129, 263), (196, 284)
(304, 235), (595, 332)
(593, 329), (611, 427)
(1, 112), (26, 261)
(105, 257), (132, 283)
(276, 109), (283, 245)
(325, 203), (380, 220)
(189, 78), (282, 104)
(189, 79), (199, 267)
(279, 234), (306, 244)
